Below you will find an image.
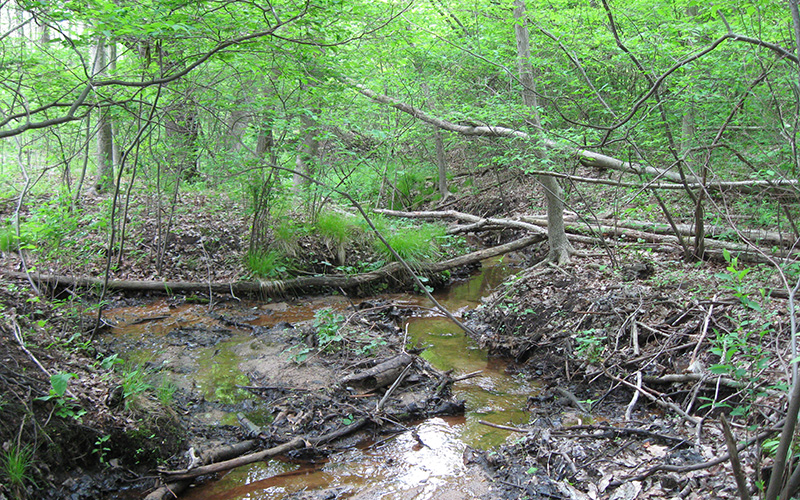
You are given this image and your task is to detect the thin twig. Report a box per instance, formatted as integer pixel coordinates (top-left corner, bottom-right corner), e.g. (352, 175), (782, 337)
(625, 371), (642, 421)
(376, 362), (414, 413)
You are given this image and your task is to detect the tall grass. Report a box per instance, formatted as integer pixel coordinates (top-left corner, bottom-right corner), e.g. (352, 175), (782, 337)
(370, 217), (447, 262)
(315, 211), (362, 265)
(2, 442), (35, 497)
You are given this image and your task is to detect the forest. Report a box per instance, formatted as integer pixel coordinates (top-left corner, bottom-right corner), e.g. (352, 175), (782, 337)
(1, 0), (800, 498)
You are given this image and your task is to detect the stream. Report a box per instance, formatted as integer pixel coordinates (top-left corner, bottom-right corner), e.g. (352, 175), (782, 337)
(104, 257), (538, 499)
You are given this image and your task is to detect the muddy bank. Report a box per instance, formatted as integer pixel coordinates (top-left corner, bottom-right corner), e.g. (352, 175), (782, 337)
(466, 253), (789, 499)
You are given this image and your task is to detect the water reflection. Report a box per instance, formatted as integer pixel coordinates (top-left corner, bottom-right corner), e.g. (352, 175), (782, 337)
(134, 257), (537, 498)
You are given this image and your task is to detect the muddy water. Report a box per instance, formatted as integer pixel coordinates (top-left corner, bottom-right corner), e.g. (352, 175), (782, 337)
(107, 257), (536, 499)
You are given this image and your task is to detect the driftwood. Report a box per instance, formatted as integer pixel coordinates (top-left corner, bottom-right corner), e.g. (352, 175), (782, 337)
(0, 233), (544, 297)
(339, 353), (414, 390)
(144, 439), (260, 500)
(159, 417), (371, 483)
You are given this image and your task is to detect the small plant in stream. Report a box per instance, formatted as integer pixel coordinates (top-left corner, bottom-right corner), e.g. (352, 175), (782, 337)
(574, 329), (606, 364)
(314, 307), (345, 353)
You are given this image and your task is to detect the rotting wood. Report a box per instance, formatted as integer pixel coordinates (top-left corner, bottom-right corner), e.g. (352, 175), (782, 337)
(145, 439), (259, 500)
(0, 234), (544, 297)
(339, 353), (414, 390)
(160, 418), (371, 483)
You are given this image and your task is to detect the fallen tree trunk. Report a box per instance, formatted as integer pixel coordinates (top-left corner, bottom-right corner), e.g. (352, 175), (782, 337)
(522, 215), (798, 248)
(374, 208), (545, 235)
(350, 83), (699, 185)
(522, 217), (792, 258)
(158, 416), (372, 483)
(0, 234), (544, 297)
(504, 169), (799, 193)
(352, 83), (800, 196)
(376, 208), (791, 264)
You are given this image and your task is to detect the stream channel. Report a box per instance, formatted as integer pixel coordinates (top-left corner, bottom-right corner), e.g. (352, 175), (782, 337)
(104, 257), (539, 499)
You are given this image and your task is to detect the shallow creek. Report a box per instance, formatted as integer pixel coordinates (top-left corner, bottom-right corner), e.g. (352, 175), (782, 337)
(105, 257), (538, 499)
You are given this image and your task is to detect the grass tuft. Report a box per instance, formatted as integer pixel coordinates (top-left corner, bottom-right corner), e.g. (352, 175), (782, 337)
(2, 442), (35, 495)
(371, 219), (446, 262)
(245, 248), (289, 278)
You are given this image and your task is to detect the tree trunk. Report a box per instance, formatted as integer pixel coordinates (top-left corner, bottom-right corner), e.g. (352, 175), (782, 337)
(420, 80), (450, 200)
(160, 48), (201, 182)
(513, 0), (575, 264)
(92, 38), (114, 195)
(294, 112), (319, 193)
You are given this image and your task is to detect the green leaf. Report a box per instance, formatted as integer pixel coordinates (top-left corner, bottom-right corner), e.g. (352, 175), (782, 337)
(708, 364), (731, 375)
(50, 372), (76, 397)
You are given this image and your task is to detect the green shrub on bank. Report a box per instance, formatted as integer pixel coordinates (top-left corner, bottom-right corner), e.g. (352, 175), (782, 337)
(245, 248), (289, 278)
(370, 217), (447, 262)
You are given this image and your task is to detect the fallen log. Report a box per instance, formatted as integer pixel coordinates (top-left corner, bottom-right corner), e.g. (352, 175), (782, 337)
(350, 82), (700, 184)
(144, 439), (259, 500)
(0, 233), (544, 297)
(160, 416), (370, 483)
(523, 215), (797, 249)
(521, 217), (795, 259)
(339, 353), (414, 390)
(490, 169), (799, 194)
(375, 208), (791, 264)
(374, 208), (545, 235)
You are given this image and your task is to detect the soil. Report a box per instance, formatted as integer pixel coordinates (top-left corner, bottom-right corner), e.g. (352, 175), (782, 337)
(0, 167), (794, 499)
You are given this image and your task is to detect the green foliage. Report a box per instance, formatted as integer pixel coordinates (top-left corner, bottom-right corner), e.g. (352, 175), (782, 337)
(92, 434), (112, 465)
(245, 248), (289, 278)
(270, 217), (305, 259)
(313, 307), (345, 353)
(36, 372), (86, 421)
(703, 253), (775, 416)
(1, 442), (35, 496)
(715, 249), (764, 312)
(315, 211), (363, 264)
(371, 218), (447, 263)
(0, 225), (21, 252)
(290, 307), (384, 362)
(156, 376), (178, 407)
(315, 211), (358, 244)
(574, 330), (606, 364)
(120, 363), (152, 410)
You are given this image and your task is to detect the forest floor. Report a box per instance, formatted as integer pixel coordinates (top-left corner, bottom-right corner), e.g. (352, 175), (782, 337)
(0, 169), (795, 499)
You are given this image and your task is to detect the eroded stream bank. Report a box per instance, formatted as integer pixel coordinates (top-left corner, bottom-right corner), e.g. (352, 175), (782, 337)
(99, 256), (535, 499)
